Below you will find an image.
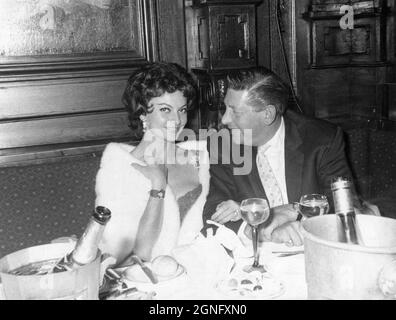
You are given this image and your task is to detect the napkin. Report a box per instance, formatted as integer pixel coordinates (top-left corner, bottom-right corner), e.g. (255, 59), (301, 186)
(205, 220), (252, 259)
(205, 221), (305, 277)
(172, 230), (235, 287)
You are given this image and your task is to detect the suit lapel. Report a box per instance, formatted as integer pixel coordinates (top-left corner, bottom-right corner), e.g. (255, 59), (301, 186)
(284, 114), (304, 203)
(248, 146), (267, 198)
(232, 144), (267, 199)
(232, 113), (305, 203)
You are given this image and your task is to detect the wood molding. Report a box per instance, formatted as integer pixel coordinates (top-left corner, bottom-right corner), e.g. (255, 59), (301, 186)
(0, 138), (134, 168)
(191, 0), (262, 6)
(0, 75), (128, 120)
(0, 111), (131, 149)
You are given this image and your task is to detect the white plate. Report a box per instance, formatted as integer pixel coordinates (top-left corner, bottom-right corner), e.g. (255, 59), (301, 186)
(215, 270), (285, 300)
(120, 263), (186, 283)
(108, 289), (157, 300)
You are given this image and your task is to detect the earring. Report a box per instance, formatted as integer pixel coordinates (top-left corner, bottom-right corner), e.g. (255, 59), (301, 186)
(142, 119), (148, 133)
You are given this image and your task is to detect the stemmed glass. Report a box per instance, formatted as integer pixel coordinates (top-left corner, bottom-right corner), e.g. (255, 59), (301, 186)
(240, 198), (270, 273)
(296, 194), (329, 220)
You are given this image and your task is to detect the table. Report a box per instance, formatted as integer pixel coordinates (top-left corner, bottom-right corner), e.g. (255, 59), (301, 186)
(0, 243), (308, 300)
(119, 244), (308, 300)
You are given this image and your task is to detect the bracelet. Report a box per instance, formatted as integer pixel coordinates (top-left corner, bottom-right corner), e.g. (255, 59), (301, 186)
(149, 189), (165, 199)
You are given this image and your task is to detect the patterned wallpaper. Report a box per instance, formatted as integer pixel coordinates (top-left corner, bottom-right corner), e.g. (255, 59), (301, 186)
(0, 155), (101, 258)
(369, 130), (396, 197)
(344, 127), (370, 198)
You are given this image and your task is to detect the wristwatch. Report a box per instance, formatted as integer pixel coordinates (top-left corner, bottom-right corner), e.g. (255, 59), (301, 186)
(293, 202), (303, 221)
(149, 189), (165, 199)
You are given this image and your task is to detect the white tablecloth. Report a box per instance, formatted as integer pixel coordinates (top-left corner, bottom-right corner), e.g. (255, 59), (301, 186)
(121, 242), (307, 300)
(0, 242), (307, 300)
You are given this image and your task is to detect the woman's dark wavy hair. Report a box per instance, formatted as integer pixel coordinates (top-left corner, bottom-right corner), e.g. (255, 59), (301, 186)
(122, 62), (197, 140)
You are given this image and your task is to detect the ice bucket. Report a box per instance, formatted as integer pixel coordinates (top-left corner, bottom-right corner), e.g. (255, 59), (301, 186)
(302, 215), (396, 300)
(0, 242), (101, 300)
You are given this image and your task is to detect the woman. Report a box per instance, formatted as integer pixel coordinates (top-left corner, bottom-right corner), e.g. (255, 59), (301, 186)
(95, 63), (210, 263)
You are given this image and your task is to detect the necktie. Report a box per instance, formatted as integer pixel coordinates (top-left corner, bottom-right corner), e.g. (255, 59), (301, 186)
(256, 147), (284, 208)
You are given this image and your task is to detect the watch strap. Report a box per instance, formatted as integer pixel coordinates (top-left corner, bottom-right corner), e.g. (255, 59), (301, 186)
(150, 189), (165, 199)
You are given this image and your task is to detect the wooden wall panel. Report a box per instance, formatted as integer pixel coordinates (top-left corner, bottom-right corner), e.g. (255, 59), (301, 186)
(308, 69), (350, 119)
(256, 0), (271, 69)
(304, 66), (388, 120)
(350, 67), (388, 118)
(209, 5), (257, 69)
(0, 76), (127, 120)
(264, 0), (393, 120)
(0, 111), (130, 149)
(385, 83), (396, 120)
(156, 0), (187, 67)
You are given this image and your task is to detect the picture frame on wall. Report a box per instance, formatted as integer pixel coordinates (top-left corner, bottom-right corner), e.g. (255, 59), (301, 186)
(0, 0), (158, 76)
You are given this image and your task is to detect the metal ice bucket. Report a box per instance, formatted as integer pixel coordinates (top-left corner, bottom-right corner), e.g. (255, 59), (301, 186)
(302, 215), (396, 300)
(0, 242), (101, 300)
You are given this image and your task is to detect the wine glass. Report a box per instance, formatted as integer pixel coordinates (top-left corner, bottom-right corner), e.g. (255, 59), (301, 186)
(296, 194), (329, 220)
(240, 198), (270, 273)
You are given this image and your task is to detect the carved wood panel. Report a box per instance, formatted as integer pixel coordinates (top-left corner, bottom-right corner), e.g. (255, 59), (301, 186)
(304, 0), (387, 67)
(189, 3), (258, 71)
(198, 16), (210, 60)
(209, 5), (257, 69)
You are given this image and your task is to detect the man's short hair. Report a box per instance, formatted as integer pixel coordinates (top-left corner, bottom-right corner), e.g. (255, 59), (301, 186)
(226, 67), (289, 115)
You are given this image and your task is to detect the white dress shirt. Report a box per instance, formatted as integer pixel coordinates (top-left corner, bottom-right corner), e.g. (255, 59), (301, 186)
(237, 117), (288, 242)
(257, 117), (288, 206)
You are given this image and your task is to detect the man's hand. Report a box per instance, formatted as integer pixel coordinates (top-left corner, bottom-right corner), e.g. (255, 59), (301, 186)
(270, 221), (304, 246)
(211, 200), (241, 224)
(243, 203), (299, 242)
(259, 203), (299, 240)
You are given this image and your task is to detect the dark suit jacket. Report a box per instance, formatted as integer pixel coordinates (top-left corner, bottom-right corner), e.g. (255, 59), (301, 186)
(202, 110), (353, 233)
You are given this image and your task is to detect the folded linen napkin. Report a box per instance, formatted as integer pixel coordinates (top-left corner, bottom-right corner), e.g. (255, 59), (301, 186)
(172, 229), (235, 287)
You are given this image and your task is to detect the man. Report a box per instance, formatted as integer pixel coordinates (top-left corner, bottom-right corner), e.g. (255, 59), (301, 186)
(202, 67), (375, 245)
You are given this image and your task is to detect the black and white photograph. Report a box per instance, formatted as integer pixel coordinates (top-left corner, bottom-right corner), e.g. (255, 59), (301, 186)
(0, 0), (395, 306)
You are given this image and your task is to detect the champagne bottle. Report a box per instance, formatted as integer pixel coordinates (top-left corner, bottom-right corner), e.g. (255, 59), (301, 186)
(52, 206), (111, 273)
(331, 177), (362, 245)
